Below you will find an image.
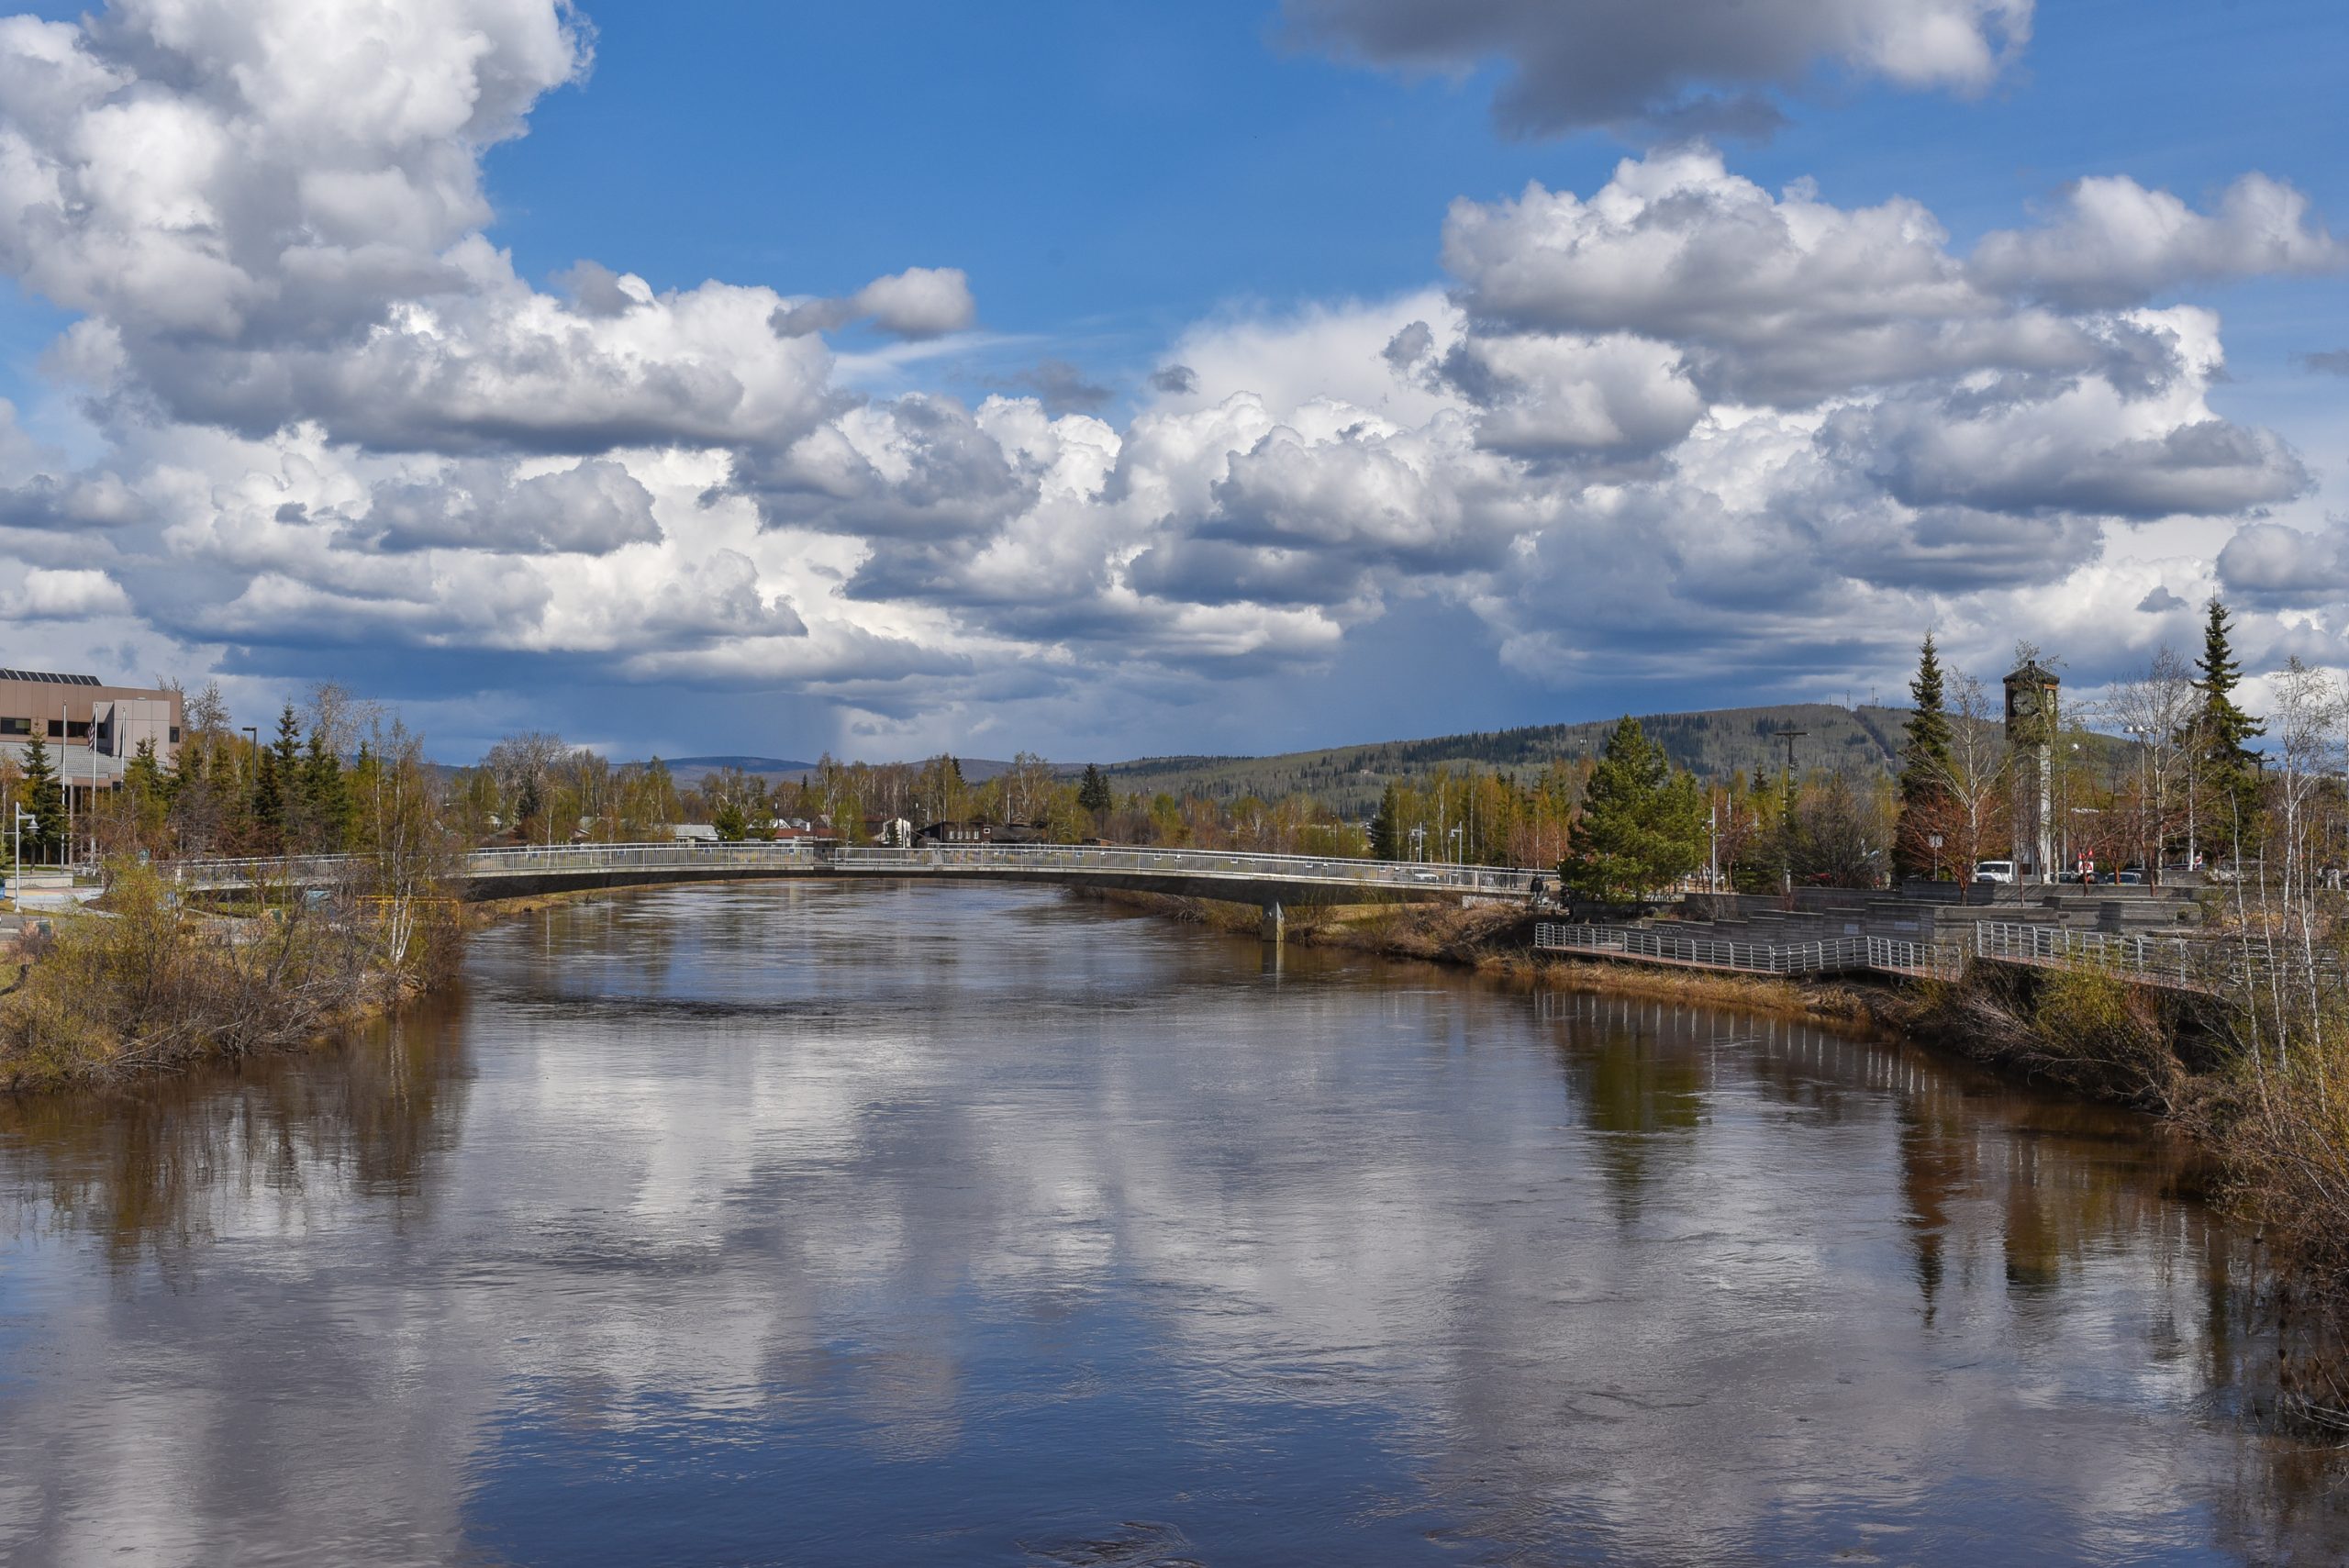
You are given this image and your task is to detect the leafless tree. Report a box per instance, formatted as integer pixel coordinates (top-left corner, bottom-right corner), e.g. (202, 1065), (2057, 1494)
(2101, 646), (2198, 876)
(1912, 670), (2011, 875)
(999, 751), (1055, 825)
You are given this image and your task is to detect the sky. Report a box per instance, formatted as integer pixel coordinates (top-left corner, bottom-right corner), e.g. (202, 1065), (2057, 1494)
(0, 0), (2344, 763)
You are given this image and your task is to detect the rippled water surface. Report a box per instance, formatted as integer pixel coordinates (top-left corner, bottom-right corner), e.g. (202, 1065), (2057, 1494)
(3, 883), (2344, 1564)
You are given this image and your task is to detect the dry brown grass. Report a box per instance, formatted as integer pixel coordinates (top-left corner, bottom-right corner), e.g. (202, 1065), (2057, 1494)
(0, 861), (462, 1095)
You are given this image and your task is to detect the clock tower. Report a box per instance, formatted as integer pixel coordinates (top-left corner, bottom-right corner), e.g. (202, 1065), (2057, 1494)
(2004, 660), (2060, 883)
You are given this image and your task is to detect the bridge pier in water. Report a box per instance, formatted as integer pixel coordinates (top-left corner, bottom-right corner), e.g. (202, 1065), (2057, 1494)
(1261, 900), (1284, 945)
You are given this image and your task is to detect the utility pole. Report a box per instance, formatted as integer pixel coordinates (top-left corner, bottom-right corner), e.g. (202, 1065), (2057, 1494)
(1772, 728), (1807, 814)
(1772, 728), (1807, 895)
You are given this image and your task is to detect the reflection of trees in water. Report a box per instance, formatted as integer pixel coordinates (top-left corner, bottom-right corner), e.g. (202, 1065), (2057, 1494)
(1536, 987), (2347, 1542)
(0, 993), (472, 1262)
(1895, 1101), (1963, 1323)
(1551, 1005), (1705, 1218)
(2205, 1262), (2349, 1560)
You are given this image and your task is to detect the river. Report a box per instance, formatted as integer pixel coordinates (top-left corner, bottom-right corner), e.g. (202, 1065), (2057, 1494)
(1, 882), (2343, 1564)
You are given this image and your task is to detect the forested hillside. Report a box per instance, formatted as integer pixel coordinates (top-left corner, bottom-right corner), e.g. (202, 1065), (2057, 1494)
(1097, 704), (1911, 818)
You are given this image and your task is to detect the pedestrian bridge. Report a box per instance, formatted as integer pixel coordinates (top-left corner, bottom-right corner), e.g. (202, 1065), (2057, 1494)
(176, 840), (1543, 922)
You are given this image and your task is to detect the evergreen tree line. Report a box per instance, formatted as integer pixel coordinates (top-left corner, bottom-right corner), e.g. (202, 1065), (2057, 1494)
(1, 684), (438, 868)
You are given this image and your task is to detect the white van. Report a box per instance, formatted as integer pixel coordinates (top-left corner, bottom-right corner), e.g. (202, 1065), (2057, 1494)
(1972, 860), (2017, 884)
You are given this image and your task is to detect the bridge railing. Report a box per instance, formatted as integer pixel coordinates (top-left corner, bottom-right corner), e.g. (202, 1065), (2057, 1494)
(172, 840), (820, 888)
(462, 841), (818, 875)
(829, 842), (1544, 895)
(173, 840), (1545, 896)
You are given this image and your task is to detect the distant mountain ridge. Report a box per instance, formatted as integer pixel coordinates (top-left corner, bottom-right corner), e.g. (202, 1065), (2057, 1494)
(1093, 703), (1915, 817)
(651, 754), (819, 786)
(624, 701), (2099, 820)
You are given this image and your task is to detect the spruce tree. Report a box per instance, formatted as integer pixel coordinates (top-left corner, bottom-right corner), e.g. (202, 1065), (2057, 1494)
(1894, 633), (1954, 877)
(18, 729), (64, 863)
(2189, 596), (2265, 843)
(303, 727), (351, 851)
(1560, 717), (1707, 901)
(123, 737), (171, 848)
(1369, 782), (1401, 860)
(250, 741), (284, 843)
(124, 736), (168, 799)
(1077, 762), (1113, 817)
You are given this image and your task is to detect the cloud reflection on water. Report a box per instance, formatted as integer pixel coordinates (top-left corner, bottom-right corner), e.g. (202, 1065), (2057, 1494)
(0, 882), (2341, 1565)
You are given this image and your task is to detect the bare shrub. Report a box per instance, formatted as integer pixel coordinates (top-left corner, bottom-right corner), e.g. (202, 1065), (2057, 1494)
(0, 861), (386, 1091)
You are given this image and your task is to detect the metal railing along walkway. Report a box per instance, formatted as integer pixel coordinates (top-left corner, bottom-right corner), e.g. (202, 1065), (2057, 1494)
(1534, 921), (1870, 975)
(1535, 921), (2141, 986)
(1533, 916), (2301, 995)
(1967, 920), (2343, 995)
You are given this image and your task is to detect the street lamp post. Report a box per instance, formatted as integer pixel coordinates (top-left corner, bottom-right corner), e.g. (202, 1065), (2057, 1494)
(2123, 724), (2153, 876)
(11, 803), (31, 898)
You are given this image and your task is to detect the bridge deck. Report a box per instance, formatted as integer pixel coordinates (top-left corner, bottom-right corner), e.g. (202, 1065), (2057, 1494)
(172, 841), (1548, 907)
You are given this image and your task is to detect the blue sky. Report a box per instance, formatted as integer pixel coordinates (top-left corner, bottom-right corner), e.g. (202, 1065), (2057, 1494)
(0, 0), (2344, 762)
(476, 0), (2348, 417)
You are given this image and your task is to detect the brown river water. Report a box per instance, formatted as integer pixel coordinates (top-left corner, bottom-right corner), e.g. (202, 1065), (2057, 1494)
(1, 880), (2343, 1565)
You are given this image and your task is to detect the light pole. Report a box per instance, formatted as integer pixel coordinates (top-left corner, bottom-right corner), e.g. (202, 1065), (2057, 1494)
(2123, 724), (2152, 874)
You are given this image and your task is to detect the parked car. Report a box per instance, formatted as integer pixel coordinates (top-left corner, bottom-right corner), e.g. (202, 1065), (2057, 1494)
(1972, 860), (2017, 884)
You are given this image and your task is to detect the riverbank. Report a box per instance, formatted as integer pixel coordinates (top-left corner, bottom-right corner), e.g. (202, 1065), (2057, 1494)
(1083, 888), (1886, 1025)
(0, 862), (463, 1094)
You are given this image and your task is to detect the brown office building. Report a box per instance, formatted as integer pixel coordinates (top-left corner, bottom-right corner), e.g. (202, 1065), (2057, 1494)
(0, 667), (183, 815)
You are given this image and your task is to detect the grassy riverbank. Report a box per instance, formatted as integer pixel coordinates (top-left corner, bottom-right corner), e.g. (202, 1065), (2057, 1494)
(0, 862), (462, 1094)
